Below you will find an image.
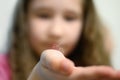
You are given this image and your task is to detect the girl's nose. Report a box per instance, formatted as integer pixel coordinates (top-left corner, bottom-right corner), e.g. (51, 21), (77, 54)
(48, 17), (64, 40)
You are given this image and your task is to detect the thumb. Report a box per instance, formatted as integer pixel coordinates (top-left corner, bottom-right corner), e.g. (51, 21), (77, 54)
(40, 49), (74, 76)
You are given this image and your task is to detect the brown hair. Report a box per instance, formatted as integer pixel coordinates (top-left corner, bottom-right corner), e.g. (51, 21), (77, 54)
(9, 0), (111, 80)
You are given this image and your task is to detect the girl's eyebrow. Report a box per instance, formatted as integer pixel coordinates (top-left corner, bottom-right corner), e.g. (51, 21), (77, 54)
(32, 5), (54, 12)
(65, 10), (82, 17)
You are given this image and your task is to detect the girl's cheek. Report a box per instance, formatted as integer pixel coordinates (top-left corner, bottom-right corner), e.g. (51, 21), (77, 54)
(66, 21), (82, 40)
(29, 18), (51, 39)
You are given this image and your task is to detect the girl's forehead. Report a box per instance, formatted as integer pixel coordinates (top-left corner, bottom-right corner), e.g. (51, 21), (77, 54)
(29, 0), (83, 13)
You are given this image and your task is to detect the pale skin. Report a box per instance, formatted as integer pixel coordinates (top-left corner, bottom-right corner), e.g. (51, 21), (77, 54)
(27, 0), (120, 80)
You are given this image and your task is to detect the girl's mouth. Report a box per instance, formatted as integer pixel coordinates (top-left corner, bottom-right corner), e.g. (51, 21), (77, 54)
(48, 44), (60, 50)
(47, 43), (64, 53)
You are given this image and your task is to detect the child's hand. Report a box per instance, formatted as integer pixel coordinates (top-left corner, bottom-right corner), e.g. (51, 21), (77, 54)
(28, 49), (120, 80)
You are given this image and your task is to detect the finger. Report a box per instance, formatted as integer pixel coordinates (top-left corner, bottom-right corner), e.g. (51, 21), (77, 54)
(84, 66), (117, 78)
(82, 66), (119, 79)
(40, 49), (74, 76)
(90, 66), (120, 79)
(70, 66), (119, 80)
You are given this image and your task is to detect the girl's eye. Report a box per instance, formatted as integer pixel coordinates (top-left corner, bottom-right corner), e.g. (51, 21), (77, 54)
(37, 13), (52, 19)
(64, 16), (76, 21)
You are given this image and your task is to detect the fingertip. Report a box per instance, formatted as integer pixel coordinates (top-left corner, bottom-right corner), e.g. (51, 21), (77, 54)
(40, 49), (74, 76)
(59, 59), (74, 76)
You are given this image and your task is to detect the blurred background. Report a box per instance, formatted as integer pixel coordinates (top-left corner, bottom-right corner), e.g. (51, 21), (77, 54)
(0, 0), (120, 69)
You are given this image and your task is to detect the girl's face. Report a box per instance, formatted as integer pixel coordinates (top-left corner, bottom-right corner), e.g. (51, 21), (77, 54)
(27, 0), (83, 56)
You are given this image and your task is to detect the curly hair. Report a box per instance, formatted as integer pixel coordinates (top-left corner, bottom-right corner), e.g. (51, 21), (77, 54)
(9, 0), (111, 80)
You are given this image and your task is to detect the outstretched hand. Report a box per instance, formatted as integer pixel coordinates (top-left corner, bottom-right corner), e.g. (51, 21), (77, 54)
(28, 49), (120, 80)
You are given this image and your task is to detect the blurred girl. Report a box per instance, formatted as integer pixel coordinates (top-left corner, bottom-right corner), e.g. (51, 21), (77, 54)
(0, 0), (115, 80)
